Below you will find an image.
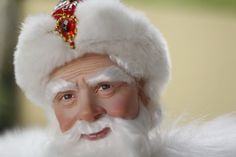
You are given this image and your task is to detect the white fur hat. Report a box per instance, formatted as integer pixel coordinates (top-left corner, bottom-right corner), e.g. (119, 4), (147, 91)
(14, 0), (171, 121)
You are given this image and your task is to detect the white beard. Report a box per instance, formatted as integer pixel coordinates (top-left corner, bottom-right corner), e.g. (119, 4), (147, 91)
(49, 105), (153, 157)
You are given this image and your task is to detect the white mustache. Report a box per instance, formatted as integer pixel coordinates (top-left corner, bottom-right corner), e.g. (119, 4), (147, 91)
(63, 116), (112, 141)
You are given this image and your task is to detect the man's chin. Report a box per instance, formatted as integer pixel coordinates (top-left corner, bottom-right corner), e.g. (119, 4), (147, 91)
(65, 129), (151, 157)
(50, 105), (153, 157)
(50, 125), (151, 157)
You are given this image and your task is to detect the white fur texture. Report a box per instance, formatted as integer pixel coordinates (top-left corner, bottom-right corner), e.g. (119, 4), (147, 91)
(0, 115), (236, 157)
(14, 0), (171, 124)
(0, 128), (50, 157)
(151, 114), (236, 157)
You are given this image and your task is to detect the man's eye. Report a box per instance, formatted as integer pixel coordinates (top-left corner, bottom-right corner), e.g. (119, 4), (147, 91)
(62, 94), (74, 100)
(98, 84), (111, 91)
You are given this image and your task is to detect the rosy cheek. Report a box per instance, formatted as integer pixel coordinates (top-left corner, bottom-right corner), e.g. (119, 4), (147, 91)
(54, 107), (78, 132)
(104, 89), (139, 119)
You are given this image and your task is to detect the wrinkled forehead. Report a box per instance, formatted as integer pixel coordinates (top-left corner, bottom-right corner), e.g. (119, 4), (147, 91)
(45, 54), (136, 101)
(50, 54), (115, 81)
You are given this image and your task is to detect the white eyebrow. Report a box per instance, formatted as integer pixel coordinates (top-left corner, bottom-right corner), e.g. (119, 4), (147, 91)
(45, 66), (135, 101)
(87, 65), (135, 86)
(45, 79), (77, 101)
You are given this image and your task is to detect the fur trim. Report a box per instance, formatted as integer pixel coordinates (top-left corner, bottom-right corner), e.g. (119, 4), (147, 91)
(151, 114), (236, 157)
(14, 0), (171, 123)
(0, 128), (50, 157)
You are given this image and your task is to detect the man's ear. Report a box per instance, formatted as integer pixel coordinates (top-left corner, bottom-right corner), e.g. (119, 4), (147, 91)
(137, 79), (150, 106)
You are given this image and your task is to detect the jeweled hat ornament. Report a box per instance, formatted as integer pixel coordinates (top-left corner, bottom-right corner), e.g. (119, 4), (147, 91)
(52, 0), (82, 49)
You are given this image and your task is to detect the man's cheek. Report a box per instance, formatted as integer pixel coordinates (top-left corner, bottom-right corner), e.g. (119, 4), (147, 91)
(104, 96), (139, 118)
(55, 109), (77, 132)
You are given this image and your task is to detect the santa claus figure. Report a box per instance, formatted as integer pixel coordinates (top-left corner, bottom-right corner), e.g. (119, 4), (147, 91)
(0, 0), (236, 157)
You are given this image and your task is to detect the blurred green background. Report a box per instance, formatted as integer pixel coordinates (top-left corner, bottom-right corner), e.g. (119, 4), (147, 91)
(0, 0), (236, 132)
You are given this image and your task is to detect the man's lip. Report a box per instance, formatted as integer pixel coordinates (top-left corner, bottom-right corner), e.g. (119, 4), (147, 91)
(81, 127), (111, 141)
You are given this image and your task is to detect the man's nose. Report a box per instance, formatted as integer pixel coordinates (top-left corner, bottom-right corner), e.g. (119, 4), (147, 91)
(76, 79), (106, 122)
(77, 100), (105, 122)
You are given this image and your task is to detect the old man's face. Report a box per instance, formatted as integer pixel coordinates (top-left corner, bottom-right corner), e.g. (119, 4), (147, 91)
(49, 54), (140, 139)
(46, 54), (152, 157)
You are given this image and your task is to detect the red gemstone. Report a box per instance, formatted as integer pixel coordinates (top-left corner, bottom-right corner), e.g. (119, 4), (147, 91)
(59, 18), (76, 33)
(52, 0), (80, 49)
